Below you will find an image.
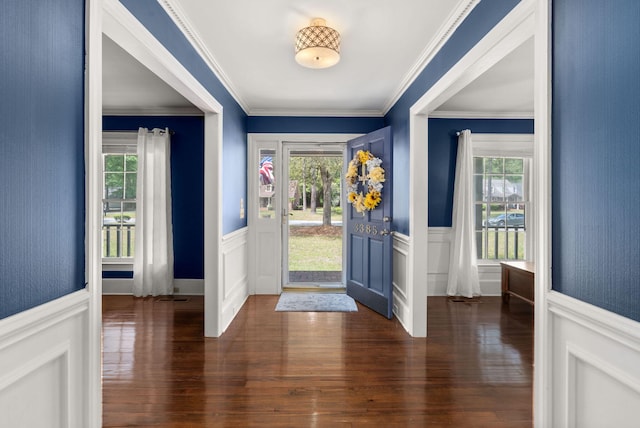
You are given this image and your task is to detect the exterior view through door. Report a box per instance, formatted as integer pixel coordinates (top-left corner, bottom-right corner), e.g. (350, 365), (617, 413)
(346, 127), (393, 318)
(283, 146), (345, 288)
(249, 130), (394, 318)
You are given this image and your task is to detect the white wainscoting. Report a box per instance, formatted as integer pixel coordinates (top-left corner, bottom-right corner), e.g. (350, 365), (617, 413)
(547, 292), (640, 428)
(426, 227), (451, 296)
(392, 228), (504, 333)
(425, 227), (502, 296)
(392, 232), (410, 331)
(220, 227), (249, 332)
(0, 291), (91, 428)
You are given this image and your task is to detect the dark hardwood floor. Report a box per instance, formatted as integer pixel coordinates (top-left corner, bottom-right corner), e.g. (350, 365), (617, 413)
(103, 295), (533, 427)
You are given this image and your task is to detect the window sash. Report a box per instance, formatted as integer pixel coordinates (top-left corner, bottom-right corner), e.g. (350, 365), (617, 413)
(102, 143), (138, 261)
(470, 133), (533, 262)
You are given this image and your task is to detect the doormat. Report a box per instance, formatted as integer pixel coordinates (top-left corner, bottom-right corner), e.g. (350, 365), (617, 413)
(275, 292), (358, 312)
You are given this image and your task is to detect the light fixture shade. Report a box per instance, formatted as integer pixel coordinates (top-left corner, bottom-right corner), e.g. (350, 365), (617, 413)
(295, 18), (340, 69)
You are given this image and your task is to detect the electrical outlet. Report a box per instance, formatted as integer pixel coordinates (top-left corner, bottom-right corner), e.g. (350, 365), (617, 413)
(239, 198), (245, 219)
(174, 287), (180, 294)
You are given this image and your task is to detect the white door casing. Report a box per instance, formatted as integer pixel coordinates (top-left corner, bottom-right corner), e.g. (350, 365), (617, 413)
(248, 134), (360, 295)
(101, 0), (224, 341)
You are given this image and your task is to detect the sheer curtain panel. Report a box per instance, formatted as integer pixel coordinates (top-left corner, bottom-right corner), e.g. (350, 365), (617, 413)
(447, 130), (481, 297)
(133, 128), (174, 297)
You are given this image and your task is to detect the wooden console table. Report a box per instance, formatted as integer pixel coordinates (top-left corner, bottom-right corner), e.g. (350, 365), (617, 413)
(500, 261), (535, 305)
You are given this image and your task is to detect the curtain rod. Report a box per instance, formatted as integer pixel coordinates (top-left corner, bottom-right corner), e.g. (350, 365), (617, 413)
(103, 128), (175, 136)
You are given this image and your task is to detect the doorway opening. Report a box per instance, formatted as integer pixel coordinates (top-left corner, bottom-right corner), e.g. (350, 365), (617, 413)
(282, 145), (345, 290)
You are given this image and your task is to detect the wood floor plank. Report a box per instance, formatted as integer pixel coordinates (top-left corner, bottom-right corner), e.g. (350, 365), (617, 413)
(103, 295), (533, 427)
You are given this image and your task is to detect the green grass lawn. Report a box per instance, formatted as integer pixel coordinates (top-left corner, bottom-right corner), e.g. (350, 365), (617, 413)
(289, 207), (342, 221)
(479, 229), (526, 260)
(288, 234), (342, 271)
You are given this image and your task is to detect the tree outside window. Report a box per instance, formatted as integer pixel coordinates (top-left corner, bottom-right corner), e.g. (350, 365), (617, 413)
(103, 154), (137, 258)
(474, 156), (527, 260)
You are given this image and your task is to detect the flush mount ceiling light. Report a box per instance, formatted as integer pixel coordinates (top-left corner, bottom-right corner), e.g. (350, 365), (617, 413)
(295, 18), (341, 69)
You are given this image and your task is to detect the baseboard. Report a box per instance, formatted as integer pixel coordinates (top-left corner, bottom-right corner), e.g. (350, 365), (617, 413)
(102, 278), (204, 295)
(173, 279), (204, 295)
(102, 278), (133, 295)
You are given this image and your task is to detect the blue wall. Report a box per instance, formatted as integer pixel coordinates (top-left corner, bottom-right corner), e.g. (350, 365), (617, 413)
(0, 1), (86, 319)
(120, 0), (248, 235)
(428, 118), (534, 227)
(103, 116), (205, 280)
(384, 0), (522, 235)
(552, 0), (640, 321)
(247, 116), (385, 134)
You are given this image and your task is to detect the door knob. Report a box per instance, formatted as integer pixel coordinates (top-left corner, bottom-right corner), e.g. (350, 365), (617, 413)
(380, 229), (392, 236)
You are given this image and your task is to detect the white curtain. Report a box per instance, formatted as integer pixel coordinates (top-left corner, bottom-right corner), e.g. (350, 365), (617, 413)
(447, 129), (481, 297)
(133, 128), (174, 297)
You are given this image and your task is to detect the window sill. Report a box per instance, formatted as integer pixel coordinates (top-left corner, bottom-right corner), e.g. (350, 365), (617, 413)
(478, 260), (533, 268)
(102, 260), (133, 270)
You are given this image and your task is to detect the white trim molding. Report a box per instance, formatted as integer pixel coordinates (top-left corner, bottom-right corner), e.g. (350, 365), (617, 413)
(0, 291), (91, 428)
(392, 232), (411, 332)
(221, 227), (250, 333)
(85, 0), (103, 425)
(102, 278), (205, 295)
(247, 108), (384, 118)
(157, 0), (250, 114)
(429, 110), (534, 119)
(533, 0), (553, 425)
(383, 0), (481, 114)
(548, 292), (640, 428)
(158, 0), (479, 118)
(102, 106), (204, 116)
(103, 0), (225, 340)
(247, 133), (362, 297)
(408, 0), (536, 335)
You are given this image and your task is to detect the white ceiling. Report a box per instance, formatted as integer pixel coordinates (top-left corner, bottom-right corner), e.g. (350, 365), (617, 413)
(434, 37), (534, 117)
(102, 0), (533, 118)
(102, 35), (199, 115)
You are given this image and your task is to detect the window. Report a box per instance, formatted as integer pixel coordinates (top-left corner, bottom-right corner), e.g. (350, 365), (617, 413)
(102, 132), (138, 260)
(258, 149), (276, 219)
(471, 134), (533, 262)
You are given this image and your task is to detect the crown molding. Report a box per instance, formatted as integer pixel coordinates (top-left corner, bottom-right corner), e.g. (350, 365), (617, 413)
(159, 0), (480, 119)
(247, 108), (384, 118)
(102, 106), (204, 117)
(157, 0), (250, 115)
(382, 0), (480, 115)
(429, 110), (534, 119)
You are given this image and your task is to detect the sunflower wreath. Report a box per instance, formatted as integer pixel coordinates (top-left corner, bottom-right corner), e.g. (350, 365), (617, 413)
(345, 150), (385, 213)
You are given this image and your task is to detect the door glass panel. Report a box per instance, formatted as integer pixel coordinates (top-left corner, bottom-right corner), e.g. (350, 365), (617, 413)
(287, 150), (343, 284)
(258, 149), (276, 219)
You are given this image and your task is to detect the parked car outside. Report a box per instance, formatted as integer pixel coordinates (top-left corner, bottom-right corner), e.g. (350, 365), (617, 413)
(484, 213), (525, 227)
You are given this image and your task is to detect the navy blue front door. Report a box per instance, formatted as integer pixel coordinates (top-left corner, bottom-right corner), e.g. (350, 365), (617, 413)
(346, 127), (393, 318)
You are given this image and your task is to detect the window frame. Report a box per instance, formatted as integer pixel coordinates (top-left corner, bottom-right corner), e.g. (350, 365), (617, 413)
(101, 132), (138, 264)
(471, 133), (534, 265)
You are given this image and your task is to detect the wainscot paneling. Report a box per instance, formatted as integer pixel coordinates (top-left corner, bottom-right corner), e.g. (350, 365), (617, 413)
(221, 227), (249, 332)
(548, 292), (640, 427)
(426, 228), (501, 296)
(427, 227), (451, 296)
(392, 232), (410, 330)
(0, 291), (90, 427)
